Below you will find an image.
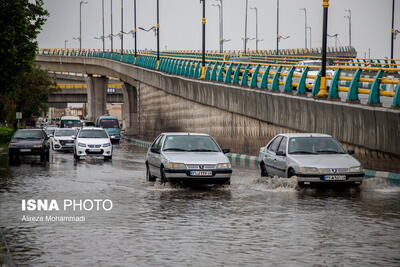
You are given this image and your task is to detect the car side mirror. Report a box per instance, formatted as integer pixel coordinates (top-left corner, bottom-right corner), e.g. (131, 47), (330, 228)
(71, 135), (76, 139)
(276, 151), (286, 157)
(151, 148), (160, 154)
(347, 150), (355, 155)
(222, 148), (230, 154)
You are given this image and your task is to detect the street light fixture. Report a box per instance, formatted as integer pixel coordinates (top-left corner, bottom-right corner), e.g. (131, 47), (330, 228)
(344, 9), (352, 47)
(79, 1), (88, 50)
(299, 8), (308, 49)
(242, 37), (255, 52)
(327, 33), (339, 48)
(250, 7), (262, 52)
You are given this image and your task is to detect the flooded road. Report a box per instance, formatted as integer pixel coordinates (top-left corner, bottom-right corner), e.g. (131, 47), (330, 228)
(0, 142), (400, 266)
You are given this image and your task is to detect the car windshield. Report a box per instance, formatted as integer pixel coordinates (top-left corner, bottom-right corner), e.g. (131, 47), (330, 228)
(61, 120), (82, 128)
(55, 129), (76, 137)
(13, 130), (44, 140)
(99, 119), (119, 128)
(163, 135), (220, 152)
(78, 130), (108, 138)
(288, 137), (345, 154)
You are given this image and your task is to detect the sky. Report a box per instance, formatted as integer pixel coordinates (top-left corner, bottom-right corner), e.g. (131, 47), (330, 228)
(38, 0), (400, 59)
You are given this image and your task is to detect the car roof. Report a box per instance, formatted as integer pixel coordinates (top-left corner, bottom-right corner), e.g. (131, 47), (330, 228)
(161, 132), (210, 136)
(79, 127), (104, 130)
(278, 133), (333, 138)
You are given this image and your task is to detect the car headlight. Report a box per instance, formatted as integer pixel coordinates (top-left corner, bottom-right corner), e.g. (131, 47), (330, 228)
(78, 143), (86, 147)
(9, 143), (17, 148)
(167, 163), (186, 169)
(349, 166), (363, 173)
(299, 167), (319, 174)
(216, 163), (231, 169)
(103, 143), (111, 147)
(33, 144), (43, 148)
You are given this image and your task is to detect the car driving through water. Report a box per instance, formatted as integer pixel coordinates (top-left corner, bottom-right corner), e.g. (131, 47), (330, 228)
(73, 127), (113, 161)
(8, 129), (50, 163)
(52, 128), (77, 151)
(258, 133), (364, 186)
(146, 133), (232, 185)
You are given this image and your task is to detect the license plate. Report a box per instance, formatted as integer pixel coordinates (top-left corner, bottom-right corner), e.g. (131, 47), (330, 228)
(65, 143), (73, 146)
(20, 149), (31, 152)
(324, 175), (346, 181)
(190, 171), (212, 176)
(88, 149), (101, 152)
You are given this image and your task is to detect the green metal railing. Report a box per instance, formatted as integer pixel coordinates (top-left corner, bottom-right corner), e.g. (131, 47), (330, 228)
(38, 49), (400, 108)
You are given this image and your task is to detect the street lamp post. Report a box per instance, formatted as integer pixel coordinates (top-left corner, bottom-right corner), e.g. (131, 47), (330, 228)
(64, 40), (68, 49)
(111, 0), (114, 52)
(79, 1), (88, 50)
(212, 3), (223, 53)
(391, 0), (395, 60)
(344, 9), (352, 47)
(215, 0), (224, 53)
(200, 0), (206, 78)
(299, 8), (308, 49)
(244, 0), (248, 54)
(307, 26), (312, 48)
(276, 0), (279, 54)
(250, 7), (259, 52)
(318, 0), (329, 98)
(328, 33), (339, 48)
(102, 0), (105, 51)
(134, 0), (137, 58)
(156, 0), (160, 67)
(120, 0), (124, 54)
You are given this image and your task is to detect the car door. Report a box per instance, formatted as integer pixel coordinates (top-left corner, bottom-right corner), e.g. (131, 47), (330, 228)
(148, 135), (162, 175)
(264, 136), (283, 176)
(275, 137), (288, 177)
(152, 135), (165, 174)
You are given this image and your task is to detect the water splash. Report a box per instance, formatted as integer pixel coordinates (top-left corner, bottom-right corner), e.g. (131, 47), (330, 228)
(251, 176), (298, 192)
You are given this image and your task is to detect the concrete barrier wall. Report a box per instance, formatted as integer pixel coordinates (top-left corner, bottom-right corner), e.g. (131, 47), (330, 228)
(36, 55), (400, 172)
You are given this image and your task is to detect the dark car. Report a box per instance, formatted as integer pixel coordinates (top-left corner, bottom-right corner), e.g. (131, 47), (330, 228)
(8, 129), (50, 163)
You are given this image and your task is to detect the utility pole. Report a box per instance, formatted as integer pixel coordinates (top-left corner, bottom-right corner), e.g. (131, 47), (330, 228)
(244, 0), (248, 54)
(212, 1), (224, 53)
(64, 40), (68, 49)
(307, 26), (312, 48)
(300, 8), (308, 49)
(318, 0), (329, 98)
(344, 9), (352, 47)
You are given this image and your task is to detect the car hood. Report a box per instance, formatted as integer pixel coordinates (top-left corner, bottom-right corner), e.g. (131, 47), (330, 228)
(163, 152), (229, 164)
(10, 139), (43, 148)
(77, 138), (110, 145)
(290, 154), (361, 168)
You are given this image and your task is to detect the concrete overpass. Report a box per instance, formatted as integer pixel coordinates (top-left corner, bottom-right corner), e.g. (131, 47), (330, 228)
(35, 54), (400, 172)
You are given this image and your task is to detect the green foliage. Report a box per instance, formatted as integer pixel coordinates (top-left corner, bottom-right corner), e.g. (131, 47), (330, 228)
(0, 0), (49, 123)
(0, 127), (14, 144)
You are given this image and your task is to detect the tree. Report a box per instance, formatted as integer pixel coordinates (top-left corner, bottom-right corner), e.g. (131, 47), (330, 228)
(0, 0), (49, 124)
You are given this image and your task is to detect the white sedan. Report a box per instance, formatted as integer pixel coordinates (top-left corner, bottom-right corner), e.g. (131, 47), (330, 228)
(73, 127), (112, 161)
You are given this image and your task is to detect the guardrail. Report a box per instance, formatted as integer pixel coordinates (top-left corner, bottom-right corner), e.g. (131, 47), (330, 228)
(38, 49), (400, 108)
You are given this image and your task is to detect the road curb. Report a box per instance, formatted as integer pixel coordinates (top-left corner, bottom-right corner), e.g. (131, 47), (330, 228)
(124, 137), (400, 182)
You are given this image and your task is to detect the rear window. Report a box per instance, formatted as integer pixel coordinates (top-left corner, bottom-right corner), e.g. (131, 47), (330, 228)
(61, 120), (82, 128)
(99, 119), (119, 128)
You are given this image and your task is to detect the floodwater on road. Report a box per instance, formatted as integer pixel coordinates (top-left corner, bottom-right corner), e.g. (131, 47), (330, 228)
(0, 142), (399, 266)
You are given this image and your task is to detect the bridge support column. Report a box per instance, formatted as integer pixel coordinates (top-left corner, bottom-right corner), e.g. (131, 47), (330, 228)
(86, 75), (108, 121)
(122, 82), (138, 136)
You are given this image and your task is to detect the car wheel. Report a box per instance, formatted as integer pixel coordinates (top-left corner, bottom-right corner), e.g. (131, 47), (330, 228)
(160, 166), (167, 184)
(46, 149), (50, 160)
(288, 168), (296, 178)
(260, 161), (268, 177)
(146, 164), (156, 182)
(8, 153), (15, 164)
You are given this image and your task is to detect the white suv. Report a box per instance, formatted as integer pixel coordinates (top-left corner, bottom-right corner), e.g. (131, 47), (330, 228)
(73, 127), (112, 161)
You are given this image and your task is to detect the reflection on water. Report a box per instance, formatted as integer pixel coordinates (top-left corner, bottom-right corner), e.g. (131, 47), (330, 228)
(0, 145), (400, 266)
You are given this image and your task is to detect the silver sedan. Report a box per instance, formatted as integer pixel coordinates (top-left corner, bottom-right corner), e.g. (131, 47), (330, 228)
(146, 133), (232, 185)
(258, 133), (364, 186)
